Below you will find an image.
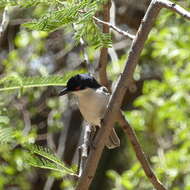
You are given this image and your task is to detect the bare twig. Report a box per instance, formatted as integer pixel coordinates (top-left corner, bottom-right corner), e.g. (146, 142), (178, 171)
(80, 38), (89, 66)
(0, 6), (10, 44)
(22, 109), (32, 136)
(79, 38), (94, 74)
(117, 111), (166, 190)
(43, 128), (68, 190)
(97, 1), (111, 88)
(10, 18), (33, 25)
(78, 124), (92, 177)
(44, 104), (72, 190)
(78, 10), (135, 40)
(43, 177), (55, 190)
(93, 16), (135, 40)
(157, 0), (190, 20)
(14, 99), (32, 136)
(47, 112), (57, 152)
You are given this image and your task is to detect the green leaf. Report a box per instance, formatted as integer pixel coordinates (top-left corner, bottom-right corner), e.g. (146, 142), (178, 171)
(0, 70), (85, 92)
(22, 0), (112, 48)
(0, 116), (10, 125)
(0, 0), (55, 7)
(0, 127), (13, 144)
(26, 144), (76, 174)
(26, 155), (68, 173)
(23, 5), (80, 32)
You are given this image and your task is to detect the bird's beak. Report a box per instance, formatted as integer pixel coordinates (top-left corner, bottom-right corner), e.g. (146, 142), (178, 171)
(59, 87), (69, 96)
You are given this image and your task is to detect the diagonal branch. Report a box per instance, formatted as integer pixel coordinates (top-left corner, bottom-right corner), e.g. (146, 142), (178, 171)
(117, 111), (166, 190)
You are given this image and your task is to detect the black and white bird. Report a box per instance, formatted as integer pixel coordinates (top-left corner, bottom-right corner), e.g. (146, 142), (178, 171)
(59, 73), (120, 149)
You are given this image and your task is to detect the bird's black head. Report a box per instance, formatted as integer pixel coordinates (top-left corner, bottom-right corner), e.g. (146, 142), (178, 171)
(59, 73), (101, 96)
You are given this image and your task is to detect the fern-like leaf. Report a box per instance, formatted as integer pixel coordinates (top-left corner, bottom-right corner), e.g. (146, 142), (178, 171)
(26, 144), (75, 174)
(0, 127), (13, 144)
(27, 155), (68, 173)
(0, 0), (56, 7)
(22, 0), (112, 48)
(0, 70), (84, 92)
(23, 4), (81, 32)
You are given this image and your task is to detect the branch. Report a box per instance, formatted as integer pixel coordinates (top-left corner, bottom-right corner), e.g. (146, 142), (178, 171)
(93, 16), (135, 40)
(78, 124), (92, 177)
(43, 128), (70, 190)
(157, 0), (190, 20)
(44, 107), (73, 190)
(79, 10), (135, 40)
(117, 111), (166, 190)
(97, 1), (111, 88)
(0, 6), (10, 44)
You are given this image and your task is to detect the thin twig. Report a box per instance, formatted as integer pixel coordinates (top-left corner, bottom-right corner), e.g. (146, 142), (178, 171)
(14, 99), (32, 136)
(78, 124), (92, 177)
(157, 0), (190, 20)
(44, 105), (72, 190)
(0, 6), (10, 44)
(80, 38), (89, 66)
(117, 111), (166, 190)
(78, 10), (135, 40)
(79, 38), (94, 74)
(43, 128), (68, 190)
(9, 18), (33, 25)
(93, 16), (135, 40)
(97, 1), (111, 88)
(47, 112), (57, 151)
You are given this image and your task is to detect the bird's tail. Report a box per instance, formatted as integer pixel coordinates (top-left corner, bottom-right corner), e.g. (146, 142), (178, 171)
(106, 128), (120, 149)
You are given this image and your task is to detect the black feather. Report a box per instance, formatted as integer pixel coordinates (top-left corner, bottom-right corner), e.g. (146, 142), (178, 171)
(66, 74), (101, 91)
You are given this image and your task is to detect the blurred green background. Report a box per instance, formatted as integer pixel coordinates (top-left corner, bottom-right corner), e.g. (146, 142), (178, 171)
(0, 0), (190, 189)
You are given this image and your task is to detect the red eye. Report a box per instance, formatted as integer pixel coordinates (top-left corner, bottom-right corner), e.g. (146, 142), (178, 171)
(75, 86), (80, 90)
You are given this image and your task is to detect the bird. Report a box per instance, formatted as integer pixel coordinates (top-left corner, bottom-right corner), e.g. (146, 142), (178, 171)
(59, 73), (120, 149)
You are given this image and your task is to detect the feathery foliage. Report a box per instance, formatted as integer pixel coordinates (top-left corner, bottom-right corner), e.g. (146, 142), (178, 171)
(0, 70), (84, 92)
(1, 0), (112, 47)
(26, 144), (76, 175)
(0, 0), (56, 7)
(22, 0), (112, 48)
(0, 110), (13, 144)
(0, 127), (13, 144)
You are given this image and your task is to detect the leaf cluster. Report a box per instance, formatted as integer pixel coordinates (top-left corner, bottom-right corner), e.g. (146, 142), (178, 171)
(21, 0), (112, 48)
(25, 144), (76, 175)
(0, 0), (55, 7)
(0, 70), (84, 92)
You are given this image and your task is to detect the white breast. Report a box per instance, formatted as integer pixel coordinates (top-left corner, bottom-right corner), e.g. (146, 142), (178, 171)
(73, 87), (110, 126)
